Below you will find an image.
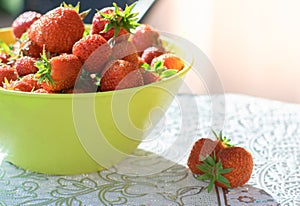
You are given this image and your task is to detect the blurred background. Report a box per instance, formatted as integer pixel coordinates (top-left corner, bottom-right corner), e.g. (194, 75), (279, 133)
(0, 0), (300, 103)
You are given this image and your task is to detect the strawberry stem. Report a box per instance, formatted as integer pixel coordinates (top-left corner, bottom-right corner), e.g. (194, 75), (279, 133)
(212, 129), (234, 147)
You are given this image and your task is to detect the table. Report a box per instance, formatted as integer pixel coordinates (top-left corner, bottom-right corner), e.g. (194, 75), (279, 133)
(0, 93), (299, 205)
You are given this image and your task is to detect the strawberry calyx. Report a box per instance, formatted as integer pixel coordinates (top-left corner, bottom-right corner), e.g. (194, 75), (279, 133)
(61, 2), (80, 12)
(141, 61), (177, 79)
(196, 153), (232, 192)
(212, 130), (234, 147)
(99, 2), (140, 38)
(35, 48), (54, 85)
(60, 2), (90, 20)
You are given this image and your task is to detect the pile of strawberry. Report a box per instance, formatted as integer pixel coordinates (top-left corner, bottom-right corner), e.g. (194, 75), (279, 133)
(0, 2), (185, 93)
(187, 130), (253, 192)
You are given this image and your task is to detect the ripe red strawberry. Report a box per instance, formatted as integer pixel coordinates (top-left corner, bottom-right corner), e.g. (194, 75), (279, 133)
(35, 52), (82, 92)
(12, 74), (40, 92)
(12, 11), (41, 39)
(0, 64), (18, 86)
(187, 138), (226, 175)
(151, 53), (185, 71)
(191, 131), (254, 192)
(111, 40), (139, 67)
(14, 56), (38, 76)
(28, 5), (85, 53)
(187, 131), (233, 175)
(72, 34), (111, 73)
(214, 147), (253, 189)
(131, 24), (162, 55)
(141, 46), (165, 64)
(139, 68), (161, 85)
(100, 60), (143, 91)
(91, 7), (127, 41)
(91, 3), (139, 41)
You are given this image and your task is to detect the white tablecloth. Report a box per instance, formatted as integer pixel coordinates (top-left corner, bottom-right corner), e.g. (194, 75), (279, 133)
(1, 93), (299, 205)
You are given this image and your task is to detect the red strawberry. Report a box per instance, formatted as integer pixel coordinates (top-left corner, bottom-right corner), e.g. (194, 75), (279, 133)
(0, 64), (18, 86)
(187, 138), (226, 175)
(100, 60), (143, 91)
(151, 53), (185, 71)
(187, 131), (233, 175)
(191, 131), (254, 192)
(12, 74), (40, 92)
(91, 3), (139, 41)
(14, 56), (38, 76)
(139, 68), (161, 85)
(111, 40), (139, 67)
(72, 34), (111, 73)
(214, 147), (253, 189)
(91, 7), (128, 41)
(28, 5), (84, 53)
(12, 11), (41, 39)
(36, 52), (82, 92)
(141, 46), (165, 64)
(131, 24), (162, 55)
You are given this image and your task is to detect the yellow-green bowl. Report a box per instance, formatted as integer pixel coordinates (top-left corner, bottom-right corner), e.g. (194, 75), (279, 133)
(0, 28), (191, 175)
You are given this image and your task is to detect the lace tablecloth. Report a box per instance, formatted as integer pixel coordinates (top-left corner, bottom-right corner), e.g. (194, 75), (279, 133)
(1, 93), (299, 205)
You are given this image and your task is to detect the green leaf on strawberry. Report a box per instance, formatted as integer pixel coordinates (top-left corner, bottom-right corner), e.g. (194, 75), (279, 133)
(141, 60), (178, 79)
(35, 48), (54, 85)
(212, 129), (235, 147)
(196, 153), (232, 192)
(100, 2), (140, 37)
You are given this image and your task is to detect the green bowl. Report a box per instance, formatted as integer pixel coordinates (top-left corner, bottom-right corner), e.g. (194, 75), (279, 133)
(0, 28), (191, 175)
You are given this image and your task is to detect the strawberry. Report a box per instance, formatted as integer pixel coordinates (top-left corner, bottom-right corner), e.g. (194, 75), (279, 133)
(214, 147), (253, 189)
(35, 52), (82, 92)
(14, 56), (38, 76)
(187, 131), (232, 175)
(12, 74), (40, 92)
(72, 34), (111, 73)
(111, 40), (139, 67)
(28, 4), (85, 53)
(131, 24), (162, 55)
(100, 60), (143, 91)
(141, 46), (165, 64)
(12, 11), (41, 39)
(91, 3), (139, 41)
(192, 132), (253, 192)
(0, 64), (18, 86)
(151, 53), (185, 71)
(91, 7), (127, 41)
